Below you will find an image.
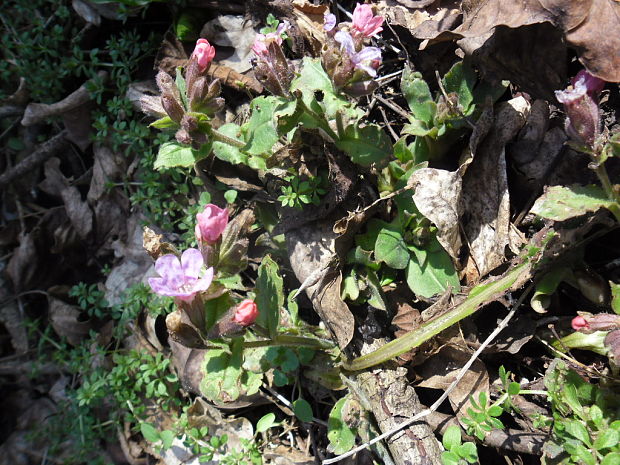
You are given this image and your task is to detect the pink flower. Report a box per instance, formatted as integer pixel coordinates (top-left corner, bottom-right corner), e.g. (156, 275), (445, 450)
(191, 39), (216, 73)
(252, 22), (288, 57)
(324, 13), (337, 32)
(233, 299), (259, 326)
(195, 204), (229, 244)
(351, 3), (383, 38)
(572, 316), (590, 331)
(148, 249), (214, 302)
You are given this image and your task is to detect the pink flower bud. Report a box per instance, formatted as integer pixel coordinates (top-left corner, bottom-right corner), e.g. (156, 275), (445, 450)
(572, 316), (590, 331)
(191, 39), (216, 73)
(233, 299), (258, 326)
(195, 204), (228, 244)
(351, 3), (384, 38)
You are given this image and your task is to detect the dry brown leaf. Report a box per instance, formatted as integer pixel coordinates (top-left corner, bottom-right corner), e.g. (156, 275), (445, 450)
(292, 0), (328, 54)
(442, 0), (620, 82)
(61, 186), (93, 240)
(48, 296), (94, 346)
(200, 15), (256, 73)
(410, 168), (462, 261)
(416, 345), (490, 421)
(460, 97), (529, 277)
(71, 0), (101, 25)
(377, 0), (461, 36)
(287, 221), (354, 349)
(6, 233), (38, 292)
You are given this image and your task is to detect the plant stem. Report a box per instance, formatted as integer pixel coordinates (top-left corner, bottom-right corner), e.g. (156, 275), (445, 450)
(342, 262), (533, 371)
(209, 128), (246, 148)
(243, 334), (336, 350)
(593, 163), (619, 203)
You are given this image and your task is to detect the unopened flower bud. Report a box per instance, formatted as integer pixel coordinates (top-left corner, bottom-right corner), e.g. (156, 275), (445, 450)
(195, 204), (228, 244)
(233, 299), (258, 326)
(191, 38), (216, 73)
(161, 93), (185, 123)
(572, 315), (590, 331)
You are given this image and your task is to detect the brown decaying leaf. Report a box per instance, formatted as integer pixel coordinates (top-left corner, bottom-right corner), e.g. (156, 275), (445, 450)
(48, 296), (94, 346)
(291, 0), (328, 55)
(461, 97), (529, 277)
(416, 345), (490, 421)
(142, 226), (177, 260)
(377, 0), (461, 36)
(410, 167), (462, 261)
(71, 0), (101, 26)
(200, 15), (256, 73)
(439, 0), (620, 83)
(287, 221), (355, 349)
(6, 233), (38, 293)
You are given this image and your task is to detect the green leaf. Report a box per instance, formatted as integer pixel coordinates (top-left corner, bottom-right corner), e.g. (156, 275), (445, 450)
(457, 442), (479, 463)
(335, 124), (392, 166)
(199, 341), (243, 402)
(293, 399), (314, 423)
(160, 430), (175, 450)
(212, 123), (248, 165)
(530, 267), (571, 313)
(507, 382), (521, 396)
(224, 189), (238, 204)
(442, 425), (461, 450)
(327, 397), (357, 455)
(594, 429), (619, 451)
(402, 119), (432, 137)
(602, 452), (620, 465)
(488, 405), (503, 417)
(140, 422), (160, 443)
(154, 141), (198, 169)
(440, 451), (460, 465)
(442, 61), (476, 113)
(393, 136), (414, 163)
(401, 65), (436, 124)
(255, 256), (284, 339)
(531, 185), (617, 221)
(150, 116), (177, 129)
(567, 443), (597, 465)
(611, 282), (620, 315)
(375, 228), (410, 269)
(242, 96), (281, 156)
(256, 413), (276, 433)
(566, 420), (592, 446)
(291, 57), (361, 120)
(406, 237), (460, 298)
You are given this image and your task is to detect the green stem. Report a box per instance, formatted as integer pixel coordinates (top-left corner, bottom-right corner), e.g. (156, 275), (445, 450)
(296, 98), (339, 141)
(342, 262), (532, 371)
(593, 163), (619, 203)
(243, 334), (336, 350)
(209, 128), (246, 148)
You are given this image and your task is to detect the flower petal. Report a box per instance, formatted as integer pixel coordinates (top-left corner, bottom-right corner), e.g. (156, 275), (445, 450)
(192, 267), (214, 293)
(148, 277), (171, 296)
(335, 31), (355, 55)
(154, 254), (184, 289)
(181, 248), (204, 279)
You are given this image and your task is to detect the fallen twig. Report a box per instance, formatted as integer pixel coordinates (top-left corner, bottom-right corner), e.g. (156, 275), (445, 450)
(0, 130), (69, 189)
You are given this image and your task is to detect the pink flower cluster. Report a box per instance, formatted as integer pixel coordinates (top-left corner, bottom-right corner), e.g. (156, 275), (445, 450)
(351, 3), (384, 38)
(252, 22), (289, 57)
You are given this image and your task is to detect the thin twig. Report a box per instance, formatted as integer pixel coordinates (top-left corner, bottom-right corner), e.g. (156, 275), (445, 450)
(0, 130), (69, 189)
(322, 282), (535, 464)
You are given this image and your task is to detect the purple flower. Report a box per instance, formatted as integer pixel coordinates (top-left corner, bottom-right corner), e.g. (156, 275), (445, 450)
(324, 13), (337, 32)
(351, 3), (384, 38)
(148, 248), (214, 302)
(335, 31), (382, 77)
(555, 70), (605, 147)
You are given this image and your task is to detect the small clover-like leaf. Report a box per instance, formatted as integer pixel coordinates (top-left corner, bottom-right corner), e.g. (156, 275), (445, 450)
(293, 399), (314, 423)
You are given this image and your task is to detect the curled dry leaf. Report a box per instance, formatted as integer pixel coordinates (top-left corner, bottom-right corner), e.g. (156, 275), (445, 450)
(48, 296), (94, 346)
(461, 97), (529, 277)
(410, 167), (462, 261)
(200, 15), (256, 73)
(287, 221), (354, 349)
(71, 0), (101, 26)
(291, 0), (328, 54)
(142, 226), (177, 260)
(6, 233), (38, 292)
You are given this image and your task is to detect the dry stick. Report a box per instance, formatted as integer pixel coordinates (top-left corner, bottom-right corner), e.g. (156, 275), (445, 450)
(322, 282), (535, 465)
(0, 129), (69, 190)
